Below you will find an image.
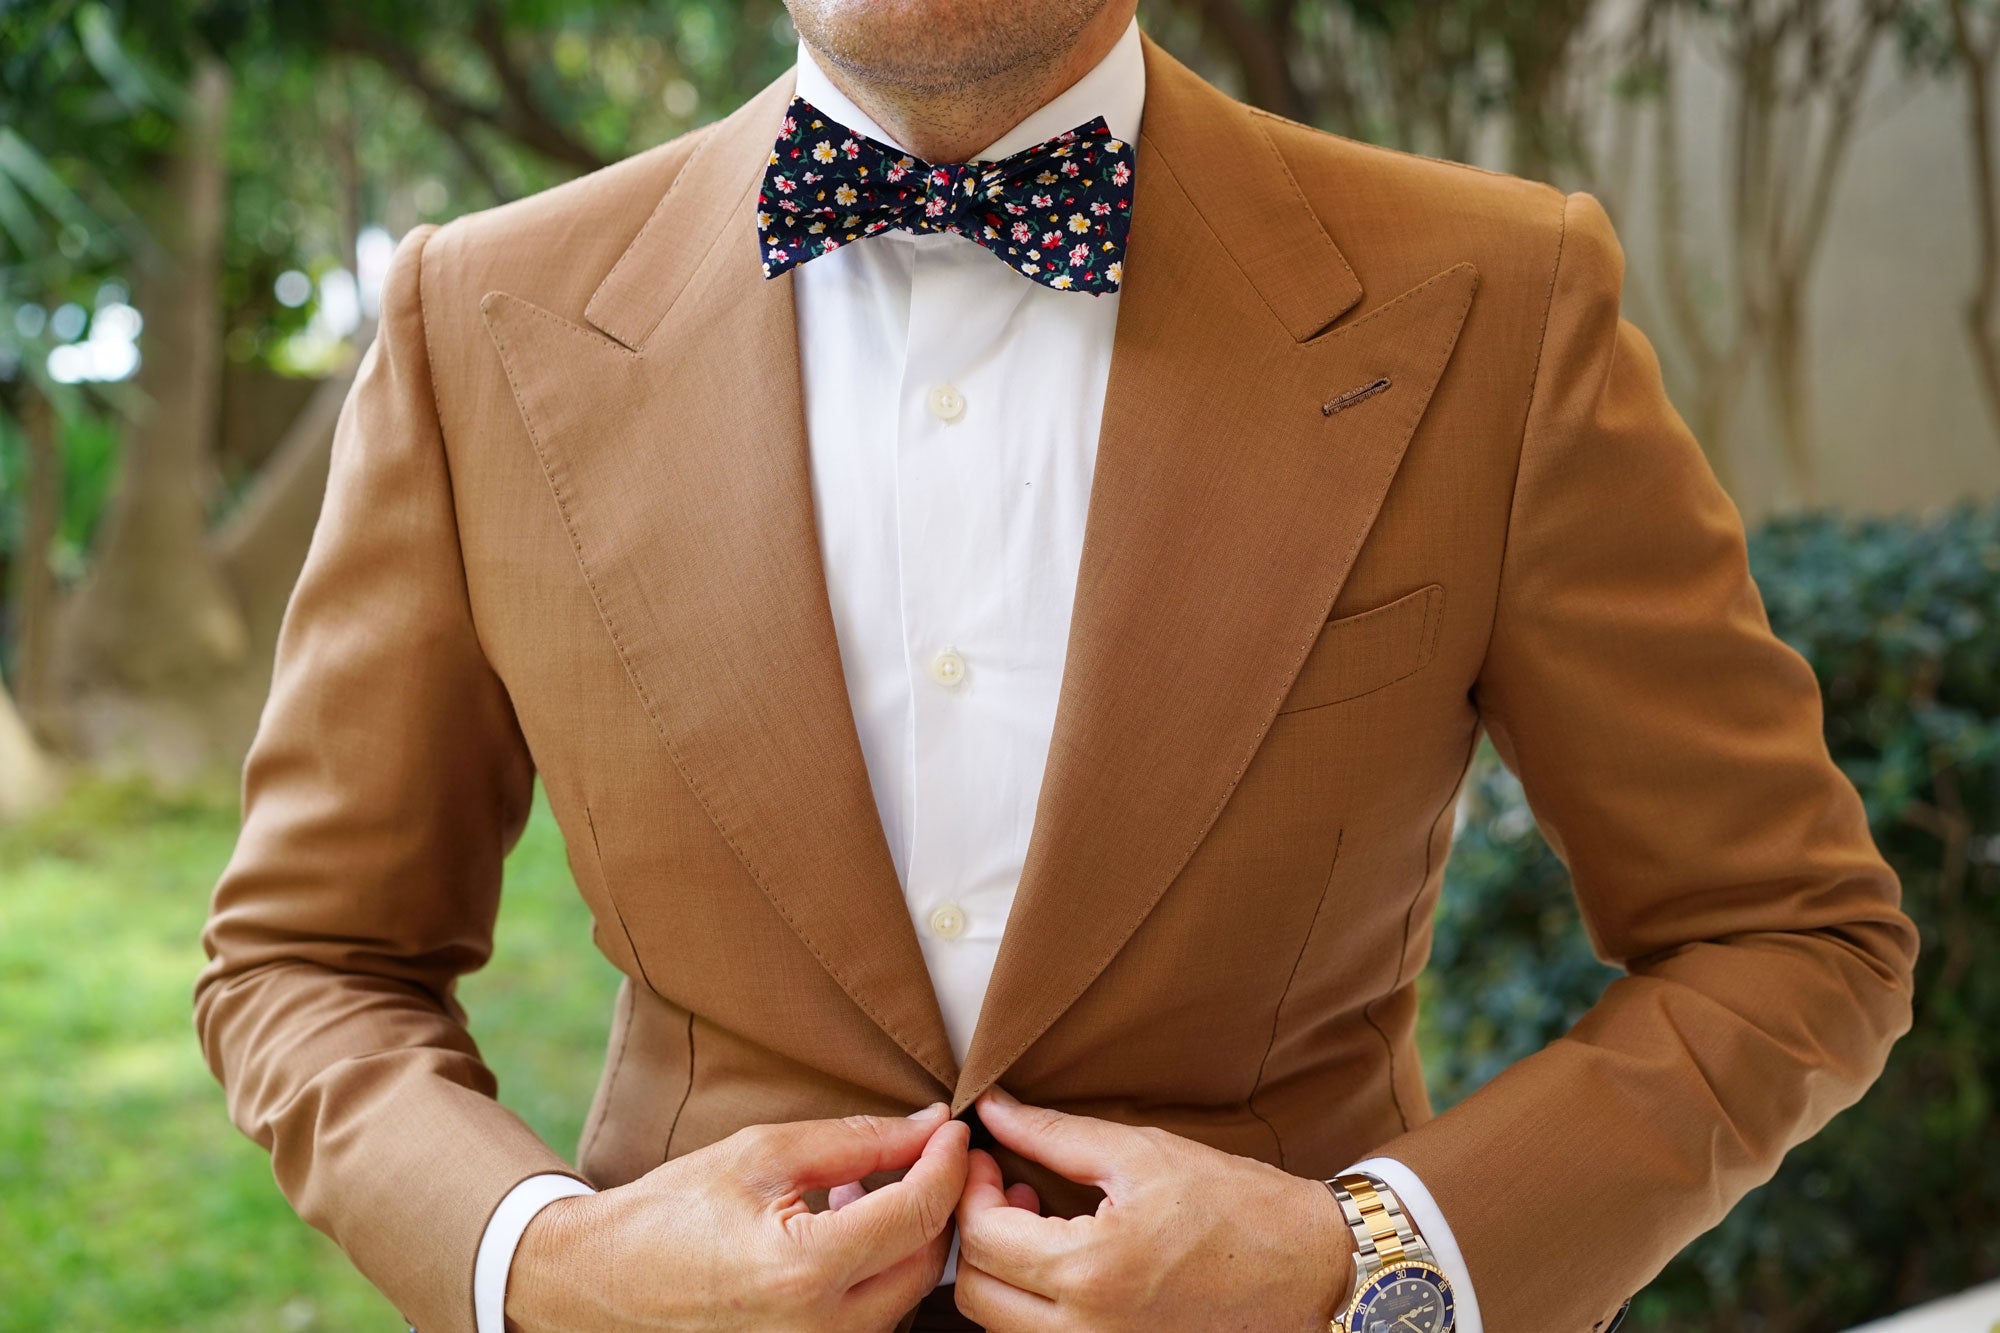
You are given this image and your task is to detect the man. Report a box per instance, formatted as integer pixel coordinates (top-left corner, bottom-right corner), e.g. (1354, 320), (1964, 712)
(194, 2), (1918, 1330)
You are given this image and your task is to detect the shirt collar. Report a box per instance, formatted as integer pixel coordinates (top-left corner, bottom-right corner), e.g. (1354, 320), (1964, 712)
(790, 14), (1144, 166)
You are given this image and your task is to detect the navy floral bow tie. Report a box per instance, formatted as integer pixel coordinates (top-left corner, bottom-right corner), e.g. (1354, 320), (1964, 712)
(757, 95), (1135, 294)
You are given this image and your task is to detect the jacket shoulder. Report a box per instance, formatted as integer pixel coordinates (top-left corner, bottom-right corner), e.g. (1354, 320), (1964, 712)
(417, 121), (720, 327)
(1248, 107), (1572, 316)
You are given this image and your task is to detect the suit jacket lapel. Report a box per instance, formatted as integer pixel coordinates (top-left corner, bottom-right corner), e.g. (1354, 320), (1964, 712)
(481, 68), (960, 1089)
(954, 35), (1480, 1106)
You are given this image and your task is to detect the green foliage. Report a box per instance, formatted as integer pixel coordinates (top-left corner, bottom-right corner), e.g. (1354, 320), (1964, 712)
(0, 3), (185, 281)
(1423, 761), (1621, 1103)
(0, 780), (619, 1330)
(1, 0), (800, 636)
(2, 0), (795, 378)
(0, 408), (120, 576)
(1427, 498), (2000, 1331)
(0, 2), (192, 515)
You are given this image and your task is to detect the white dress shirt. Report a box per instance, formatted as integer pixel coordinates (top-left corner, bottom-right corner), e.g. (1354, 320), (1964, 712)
(475, 19), (1482, 1331)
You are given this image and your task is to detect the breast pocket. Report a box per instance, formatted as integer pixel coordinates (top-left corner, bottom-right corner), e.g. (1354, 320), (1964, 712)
(1276, 582), (1445, 714)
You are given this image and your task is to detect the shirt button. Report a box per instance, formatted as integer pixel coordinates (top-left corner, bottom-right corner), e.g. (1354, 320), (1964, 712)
(928, 647), (968, 689)
(929, 904), (967, 939)
(927, 383), (966, 422)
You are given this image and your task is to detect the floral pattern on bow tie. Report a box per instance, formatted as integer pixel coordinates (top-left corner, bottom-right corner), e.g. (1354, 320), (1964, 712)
(757, 96), (1134, 295)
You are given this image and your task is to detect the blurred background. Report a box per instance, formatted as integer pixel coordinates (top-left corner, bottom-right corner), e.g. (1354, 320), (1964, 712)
(0, 1), (1995, 1329)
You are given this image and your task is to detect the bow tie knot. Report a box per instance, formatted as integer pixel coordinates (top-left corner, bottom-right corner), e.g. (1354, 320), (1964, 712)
(758, 96), (1136, 294)
(922, 163), (984, 226)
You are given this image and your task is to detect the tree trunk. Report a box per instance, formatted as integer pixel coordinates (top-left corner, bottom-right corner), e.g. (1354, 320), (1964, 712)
(1763, 279), (1818, 506)
(209, 367), (350, 750)
(0, 676), (60, 821)
(1502, 0), (1594, 185)
(1950, 0), (2000, 446)
(1723, 0), (1890, 510)
(196, 83), (371, 759)
(53, 57), (248, 772)
(1650, 39), (1742, 494)
(8, 383), (64, 745)
(1188, 0), (1312, 123)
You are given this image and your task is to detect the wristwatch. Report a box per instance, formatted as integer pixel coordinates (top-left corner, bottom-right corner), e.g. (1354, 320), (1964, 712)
(1324, 1172), (1456, 1333)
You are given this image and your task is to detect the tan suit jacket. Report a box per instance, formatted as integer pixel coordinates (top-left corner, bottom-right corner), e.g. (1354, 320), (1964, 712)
(195, 32), (1917, 1333)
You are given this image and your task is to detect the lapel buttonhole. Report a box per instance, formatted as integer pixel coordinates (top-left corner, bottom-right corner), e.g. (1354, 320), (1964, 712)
(1322, 376), (1392, 417)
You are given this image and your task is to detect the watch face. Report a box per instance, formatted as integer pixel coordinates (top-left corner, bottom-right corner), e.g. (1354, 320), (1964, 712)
(1346, 1262), (1455, 1333)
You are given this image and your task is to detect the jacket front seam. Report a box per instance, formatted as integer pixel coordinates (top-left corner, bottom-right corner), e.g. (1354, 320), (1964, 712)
(1246, 827), (1345, 1170)
(584, 803), (660, 997)
(1363, 722), (1485, 1131)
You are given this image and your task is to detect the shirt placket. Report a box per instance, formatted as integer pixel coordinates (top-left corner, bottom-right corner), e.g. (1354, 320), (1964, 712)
(894, 236), (1023, 1065)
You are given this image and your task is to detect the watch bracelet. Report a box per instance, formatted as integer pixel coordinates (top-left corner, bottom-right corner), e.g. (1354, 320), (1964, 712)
(1326, 1172), (1429, 1270)
(1325, 1174), (1634, 1333)
(1324, 1172), (1449, 1332)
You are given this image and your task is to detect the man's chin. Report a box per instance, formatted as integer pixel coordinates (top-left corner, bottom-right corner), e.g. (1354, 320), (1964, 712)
(784, 0), (1110, 92)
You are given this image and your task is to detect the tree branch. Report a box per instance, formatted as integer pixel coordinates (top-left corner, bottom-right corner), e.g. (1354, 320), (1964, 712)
(470, 2), (608, 174)
(326, 20), (605, 180)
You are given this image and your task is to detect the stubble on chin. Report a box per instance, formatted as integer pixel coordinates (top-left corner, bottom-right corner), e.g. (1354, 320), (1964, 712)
(784, 0), (1109, 95)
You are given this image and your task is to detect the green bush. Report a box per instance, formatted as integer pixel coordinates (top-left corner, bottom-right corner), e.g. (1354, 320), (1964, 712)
(1427, 498), (2000, 1331)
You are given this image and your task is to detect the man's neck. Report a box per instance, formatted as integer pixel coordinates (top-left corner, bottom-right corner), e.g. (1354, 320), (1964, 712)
(800, 3), (1137, 164)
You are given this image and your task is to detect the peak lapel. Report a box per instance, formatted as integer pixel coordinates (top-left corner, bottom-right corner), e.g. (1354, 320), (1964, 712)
(953, 36), (1480, 1107)
(482, 68), (958, 1089)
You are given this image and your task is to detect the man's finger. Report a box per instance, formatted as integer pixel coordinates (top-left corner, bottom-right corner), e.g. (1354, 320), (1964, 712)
(1004, 1181), (1041, 1213)
(750, 1103), (951, 1194)
(955, 1147), (1079, 1298)
(828, 1180), (867, 1210)
(961, 1143), (1006, 1203)
(817, 1115), (970, 1281)
(840, 1216), (953, 1326)
(974, 1085), (1140, 1189)
(954, 1259), (1063, 1331)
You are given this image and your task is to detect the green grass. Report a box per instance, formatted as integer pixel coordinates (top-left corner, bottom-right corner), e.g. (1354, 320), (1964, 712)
(0, 779), (618, 1332)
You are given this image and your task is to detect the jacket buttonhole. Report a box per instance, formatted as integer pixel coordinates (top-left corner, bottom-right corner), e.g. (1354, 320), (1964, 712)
(1321, 376), (1392, 417)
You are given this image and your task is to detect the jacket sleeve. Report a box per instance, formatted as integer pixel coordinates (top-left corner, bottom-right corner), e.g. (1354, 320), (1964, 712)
(193, 222), (587, 1333)
(1371, 191), (1919, 1332)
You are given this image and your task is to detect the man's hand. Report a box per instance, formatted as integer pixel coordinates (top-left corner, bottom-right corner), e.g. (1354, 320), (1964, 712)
(506, 1102), (968, 1332)
(952, 1086), (1352, 1332)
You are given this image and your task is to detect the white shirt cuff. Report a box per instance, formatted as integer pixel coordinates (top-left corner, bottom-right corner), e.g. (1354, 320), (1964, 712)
(1343, 1156), (1483, 1333)
(474, 1173), (597, 1333)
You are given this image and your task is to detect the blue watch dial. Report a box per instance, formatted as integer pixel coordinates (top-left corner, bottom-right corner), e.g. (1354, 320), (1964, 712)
(1347, 1261), (1455, 1333)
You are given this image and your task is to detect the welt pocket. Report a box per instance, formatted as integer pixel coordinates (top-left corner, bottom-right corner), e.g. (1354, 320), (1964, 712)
(1275, 583), (1445, 714)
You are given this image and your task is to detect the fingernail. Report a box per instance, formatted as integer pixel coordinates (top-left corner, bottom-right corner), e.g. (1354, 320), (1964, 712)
(982, 1084), (1018, 1106)
(907, 1101), (948, 1119)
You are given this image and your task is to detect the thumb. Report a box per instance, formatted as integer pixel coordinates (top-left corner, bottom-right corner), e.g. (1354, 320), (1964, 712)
(815, 1115), (970, 1284)
(974, 1085), (1142, 1191)
(747, 1103), (952, 1195)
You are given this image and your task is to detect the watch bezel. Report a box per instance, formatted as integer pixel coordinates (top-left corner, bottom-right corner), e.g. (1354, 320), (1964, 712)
(1337, 1257), (1456, 1333)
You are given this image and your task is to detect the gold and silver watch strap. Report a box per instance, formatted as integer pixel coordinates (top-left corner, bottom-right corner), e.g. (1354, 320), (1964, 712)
(1326, 1172), (1431, 1272)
